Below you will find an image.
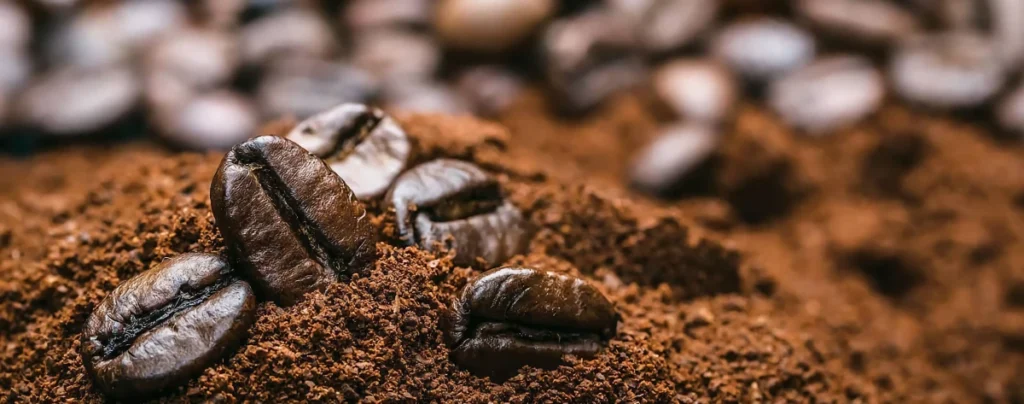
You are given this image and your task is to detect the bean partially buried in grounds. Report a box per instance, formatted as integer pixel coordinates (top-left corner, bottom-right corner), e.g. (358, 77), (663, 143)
(285, 103), (410, 200)
(444, 267), (619, 381)
(80, 254), (256, 399)
(211, 135), (376, 306)
(387, 159), (529, 268)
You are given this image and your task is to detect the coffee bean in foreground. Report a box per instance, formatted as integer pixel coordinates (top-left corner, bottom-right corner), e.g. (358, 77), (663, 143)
(444, 267), (618, 381)
(286, 103), (411, 200)
(387, 159), (528, 268)
(80, 254), (256, 399)
(211, 136), (376, 305)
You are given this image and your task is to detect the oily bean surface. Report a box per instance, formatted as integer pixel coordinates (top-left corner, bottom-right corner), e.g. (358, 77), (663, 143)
(286, 103), (410, 200)
(80, 254), (256, 399)
(387, 159), (528, 268)
(711, 18), (816, 83)
(211, 135), (376, 306)
(890, 32), (1005, 109)
(445, 267), (618, 381)
(769, 55), (885, 134)
(630, 124), (720, 196)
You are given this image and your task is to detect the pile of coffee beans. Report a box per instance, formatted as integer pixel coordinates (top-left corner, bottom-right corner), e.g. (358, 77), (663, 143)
(81, 102), (611, 398)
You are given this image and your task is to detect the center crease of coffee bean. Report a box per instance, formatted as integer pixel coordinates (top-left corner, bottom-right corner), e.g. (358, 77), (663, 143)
(320, 108), (384, 162)
(421, 183), (504, 223)
(98, 275), (234, 360)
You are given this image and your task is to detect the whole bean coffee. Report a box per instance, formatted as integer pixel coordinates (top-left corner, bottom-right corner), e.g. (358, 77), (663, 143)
(211, 135), (377, 306)
(387, 159), (528, 268)
(444, 267), (618, 381)
(80, 254), (256, 399)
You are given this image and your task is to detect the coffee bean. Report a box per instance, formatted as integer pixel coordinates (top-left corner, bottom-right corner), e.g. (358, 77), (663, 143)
(436, 0), (555, 52)
(455, 66), (524, 118)
(144, 28), (239, 93)
(0, 49), (31, 92)
(381, 81), (472, 115)
(652, 59), (737, 123)
(794, 0), (920, 47)
(890, 32), (1006, 109)
(46, 1), (187, 68)
(240, 9), (337, 65)
(285, 103), (411, 199)
(345, 0), (432, 30)
(80, 254), (256, 399)
(191, 0), (246, 28)
(351, 29), (440, 83)
(211, 136), (377, 305)
(997, 82), (1024, 140)
(608, 0), (719, 53)
(931, 0), (1024, 67)
(0, 1), (30, 50)
(711, 18), (816, 83)
(158, 90), (259, 150)
(543, 10), (646, 114)
(769, 55), (884, 134)
(387, 159), (528, 268)
(444, 267), (618, 381)
(17, 65), (140, 136)
(630, 124), (720, 196)
(258, 57), (379, 120)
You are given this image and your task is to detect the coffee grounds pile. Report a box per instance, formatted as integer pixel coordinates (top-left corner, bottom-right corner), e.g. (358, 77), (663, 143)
(1, 91), (1023, 402)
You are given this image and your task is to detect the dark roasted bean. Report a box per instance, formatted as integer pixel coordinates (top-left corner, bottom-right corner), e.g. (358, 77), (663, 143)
(609, 0), (719, 53)
(542, 9), (646, 114)
(890, 32), (1005, 109)
(240, 9), (336, 64)
(455, 66), (524, 118)
(258, 57), (379, 120)
(711, 18), (816, 83)
(17, 65), (140, 136)
(286, 103), (411, 199)
(211, 136), (377, 305)
(144, 28), (239, 93)
(630, 124), (720, 195)
(0, 1), (30, 50)
(344, 0), (432, 30)
(769, 55), (884, 134)
(80, 254), (256, 399)
(157, 90), (258, 150)
(381, 81), (472, 115)
(351, 29), (440, 83)
(931, 0), (1024, 67)
(794, 0), (920, 48)
(444, 267), (618, 381)
(46, 1), (187, 68)
(387, 159), (528, 268)
(435, 0), (555, 52)
(652, 59), (737, 123)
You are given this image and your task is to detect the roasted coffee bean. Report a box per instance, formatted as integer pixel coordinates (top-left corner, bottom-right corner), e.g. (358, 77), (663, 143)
(436, 0), (555, 52)
(240, 9), (336, 65)
(351, 29), (440, 83)
(381, 81), (472, 115)
(543, 10), (646, 114)
(0, 49), (30, 92)
(652, 59), (737, 123)
(608, 0), (719, 53)
(387, 159), (528, 268)
(997, 82), (1024, 140)
(630, 124), (720, 196)
(890, 32), (1005, 109)
(158, 90), (258, 150)
(144, 28), (239, 92)
(285, 103), (410, 199)
(80, 254), (256, 399)
(0, 1), (30, 50)
(46, 1), (187, 68)
(769, 55), (885, 134)
(211, 136), (376, 305)
(931, 0), (1024, 67)
(794, 0), (920, 48)
(17, 65), (140, 136)
(711, 18), (816, 84)
(258, 57), (378, 120)
(345, 0), (432, 30)
(444, 267), (618, 381)
(455, 66), (524, 118)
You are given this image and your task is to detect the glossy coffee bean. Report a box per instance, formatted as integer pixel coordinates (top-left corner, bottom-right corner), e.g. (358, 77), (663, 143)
(158, 90), (259, 150)
(17, 65), (140, 136)
(890, 33), (1005, 109)
(381, 81), (472, 115)
(445, 267), (618, 381)
(711, 18), (816, 83)
(387, 159), (528, 268)
(144, 28), (239, 92)
(630, 124), (720, 196)
(769, 55), (885, 134)
(932, 0), (1024, 67)
(211, 136), (377, 305)
(46, 1), (187, 68)
(455, 66), (524, 118)
(240, 9), (336, 64)
(997, 82), (1024, 140)
(351, 29), (440, 83)
(652, 59), (737, 123)
(608, 0), (719, 53)
(80, 254), (256, 399)
(794, 0), (920, 48)
(543, 10), (646, 114)
(285, 103), (411, 199)
(345, 0), (432, 30)
(436, 0), (555, 52)
(0, 1), (30, 50)
(258, 57), (379, 120)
